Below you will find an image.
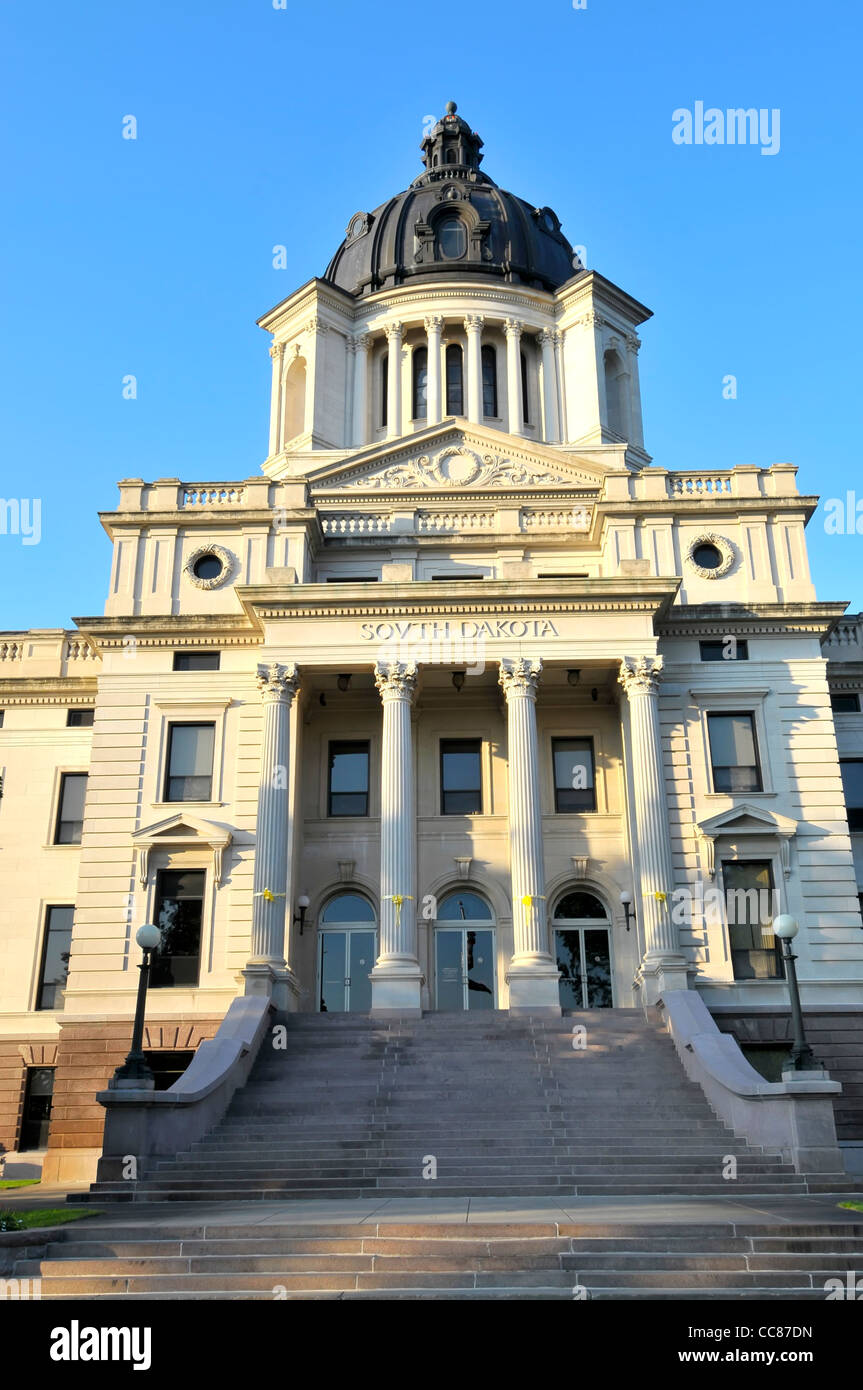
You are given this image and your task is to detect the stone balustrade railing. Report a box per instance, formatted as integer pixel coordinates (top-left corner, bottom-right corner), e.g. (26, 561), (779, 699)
(824, 619), (863, 648)
(417, 511), (496, 532)
(182, 485), (246, 506)
(320, 514), (392, 535)
(0, 640), (24, 662)
(668, 473), (734, 497)
(522, 507), (592, 531)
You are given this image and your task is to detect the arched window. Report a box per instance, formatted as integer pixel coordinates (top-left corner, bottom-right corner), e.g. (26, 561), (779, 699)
(380, 351), (388, 427)
(321, 892), (376, 924)
(553, 891), (608, 921)
(604, 349), (628, 439)
(481, 344), (498, 417)
(520, 350), (531, 424)
(445, 344), (463, 415)
(445, 148), (456, 165)
(436, 216), (466, 260)
(436, 891), (493, 922)
(284, 357), (306, 442)
(412, 346), (428, 420)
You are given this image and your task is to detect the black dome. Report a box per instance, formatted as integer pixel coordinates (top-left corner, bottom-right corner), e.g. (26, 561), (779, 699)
(324, 102), (580, 299)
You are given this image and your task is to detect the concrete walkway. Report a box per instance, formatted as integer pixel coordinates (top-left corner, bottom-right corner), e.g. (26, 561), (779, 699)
(2, 1184), (862, 1228)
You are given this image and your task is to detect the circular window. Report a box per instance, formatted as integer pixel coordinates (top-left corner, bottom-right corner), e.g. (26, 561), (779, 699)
(193, 553), (223, 581)
(686, 534), (735, 580)
(437, 216), (467, 259)
(692, 543), (722, 570)
(542, 210), (556, 231)
(185, 544), (235, 591)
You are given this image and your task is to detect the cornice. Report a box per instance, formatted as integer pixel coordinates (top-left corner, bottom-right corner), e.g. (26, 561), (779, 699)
(659, 601), (848, 639)
(0, 681), (98, 702)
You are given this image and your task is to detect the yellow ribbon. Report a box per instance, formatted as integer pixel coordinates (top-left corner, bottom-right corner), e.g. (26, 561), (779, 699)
(521, 894), (547, 909)
(254, 889), (286, 903)
(652, 891), (668, 904)
(385, 893), (414, 926)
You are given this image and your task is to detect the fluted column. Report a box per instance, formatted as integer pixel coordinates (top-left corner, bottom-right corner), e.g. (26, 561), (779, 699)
(351, 333), (371, 447)
(538, 329), (560, 443)
(464, 314), (484, 423)
(268, 341), (285, 456)
(424, 316), (443, 425)
(553, 329), (568, 442)
(618, 656), (690, 1004)
(504, 319), (523, 435)
(385, 322), (403, 438)
(499, 657), (561, 1013)
(244, 661), (300, 996)
(371, 661), (423, 1013)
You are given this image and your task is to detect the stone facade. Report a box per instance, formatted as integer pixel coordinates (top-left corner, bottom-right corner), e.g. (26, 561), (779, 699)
(1, 106), (862, 1181)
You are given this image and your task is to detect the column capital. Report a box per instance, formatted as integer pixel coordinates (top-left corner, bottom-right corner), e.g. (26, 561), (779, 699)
(268, 340), (285, 361)
(304, 317), (329, 337)
(618, 655), (663, 698)
(537, 328), (556, 348)
(349, 333), (372, 353)
(384, 320), (404, 342)
(463, 314), (485, 333)
(256, 662), (300, 703)
(499, 657), (543, 700)
(424, 314), (444, 333)
(375, 661), (418, 702)
(503, 317), (523, 340)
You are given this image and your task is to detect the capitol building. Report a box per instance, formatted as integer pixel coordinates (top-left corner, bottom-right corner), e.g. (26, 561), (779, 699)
(1, 102), (862, 1187)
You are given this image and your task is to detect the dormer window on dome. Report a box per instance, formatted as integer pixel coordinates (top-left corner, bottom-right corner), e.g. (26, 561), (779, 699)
(437, 216), (466, 259)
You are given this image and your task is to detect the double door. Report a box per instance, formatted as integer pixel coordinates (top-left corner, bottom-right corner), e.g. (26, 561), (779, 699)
(318, 928), (375, 1012)
(435, 927), (496, 1011)
(554, 927), (613, 1009)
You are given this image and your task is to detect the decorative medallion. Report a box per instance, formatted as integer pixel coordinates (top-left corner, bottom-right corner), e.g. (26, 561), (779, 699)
(685, 533), (736, 580)
(185, 544), (236, 590)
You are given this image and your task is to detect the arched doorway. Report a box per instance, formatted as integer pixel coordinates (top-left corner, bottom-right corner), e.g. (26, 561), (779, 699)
(317, 892), (376, 1013)
(434, 891), (496, 1011)
(552, 890), (613, 1010)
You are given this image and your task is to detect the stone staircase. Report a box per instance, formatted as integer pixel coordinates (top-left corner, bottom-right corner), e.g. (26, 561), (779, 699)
(13, 1220), (863, 1299)
(83, 1009), (839, 1201)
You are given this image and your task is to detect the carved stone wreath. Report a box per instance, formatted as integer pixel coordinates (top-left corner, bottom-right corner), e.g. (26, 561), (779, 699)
(685, 533), (736, 580)
(185, 544), (235, 591)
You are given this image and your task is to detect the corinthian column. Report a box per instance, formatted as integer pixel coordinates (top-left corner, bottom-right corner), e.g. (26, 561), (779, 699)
(618, 655), (690, 1004)
(244, 662), (300, 997)
(538, 329), (560, 443)
(268, 341), (285, 456)
(424, 316), (443, 425)
(385, 322), (403, 438)
(503, 319), (523, 436)
(464, 314), (484, 423)
(351, 333), (371, 447)
(499, 657), (561, 1013)
(371, 661), (422, 1014)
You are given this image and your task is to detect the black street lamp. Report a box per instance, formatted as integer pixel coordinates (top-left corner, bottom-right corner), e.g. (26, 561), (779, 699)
(619, 889), (635, 932)
(773, 914), (818, 1071)
(108, 923), (162, 1089)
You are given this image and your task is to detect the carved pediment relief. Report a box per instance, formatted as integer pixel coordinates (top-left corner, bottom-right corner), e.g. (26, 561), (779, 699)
(326, 444), (596, 494)
(696, 803), (797, 879)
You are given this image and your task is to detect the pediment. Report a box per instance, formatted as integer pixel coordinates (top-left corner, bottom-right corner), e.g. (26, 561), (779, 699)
(307, 423), (606, 496)
(698, 804), (798, 840)
(132, 813), (233, 887)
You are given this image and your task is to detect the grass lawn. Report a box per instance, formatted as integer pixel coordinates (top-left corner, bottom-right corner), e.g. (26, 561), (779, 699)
(0, 1208), (102, 1231)
(839, 1201), (863, 1213)
(0, 1179), (40, 1190)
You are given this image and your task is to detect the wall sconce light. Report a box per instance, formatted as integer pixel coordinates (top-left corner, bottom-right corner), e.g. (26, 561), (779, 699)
(619, 890), (634, 932)
(452, 671), (466, 693)
(337, 674), (351, 692)
(567, 669), (581, 687)
(294, 893), (310, 935)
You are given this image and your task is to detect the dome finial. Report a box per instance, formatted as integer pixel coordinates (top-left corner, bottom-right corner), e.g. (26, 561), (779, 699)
(445, 100), (457, 115)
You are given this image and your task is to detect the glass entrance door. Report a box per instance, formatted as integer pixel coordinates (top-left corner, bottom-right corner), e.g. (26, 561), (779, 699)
(318, 929), (375, 1012)
(554, 928), (612, 1009)
(435, 927), (495, 1010)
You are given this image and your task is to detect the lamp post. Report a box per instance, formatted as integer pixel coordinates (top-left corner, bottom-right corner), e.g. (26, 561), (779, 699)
(773, 914), (818, 1071)
(109, 923), (162, 1089)
(619, 890), (635, 933)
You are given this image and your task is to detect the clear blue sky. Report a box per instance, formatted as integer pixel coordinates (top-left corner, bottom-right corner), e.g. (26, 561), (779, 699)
(2, 0), (861, 629)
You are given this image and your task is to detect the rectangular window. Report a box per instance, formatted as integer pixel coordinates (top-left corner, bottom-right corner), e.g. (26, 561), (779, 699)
(325, 576), (379, 582)
(699, 639), (749, 662)
(832, 692), (861, 714)
(431, 573), (485, 581)
(54, 772), (87, 843)
(722, 859), (782, 979)
(66, 708), (95, 727)
(173, 651), (221, 672)
(707, 712), (762, 793)
(328, 741), (370, 816)
(538, 573), (590, 579)
(0, 709), (4, 727)
(37, 905), (73, 1009)
(840, 759), (863, 831)
(165, 723), (215, 802)
(553, 737), (597, 812)
(19, 1067), (55, 1150)
(440, 739), (482, 815)
(152, 869), (205, 987)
